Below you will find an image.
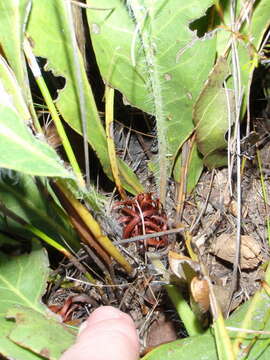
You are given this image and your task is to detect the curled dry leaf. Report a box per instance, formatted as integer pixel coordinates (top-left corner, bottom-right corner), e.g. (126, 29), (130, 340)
(227, 199), (248, 218)
(168, 251), (200, 283)
(168, 251), (210, 324)
(190, 277), (210, 313)
(211, 234), (262, 270)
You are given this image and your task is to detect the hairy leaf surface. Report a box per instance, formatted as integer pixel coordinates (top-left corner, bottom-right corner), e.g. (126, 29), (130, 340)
(86, 0), (216, 201)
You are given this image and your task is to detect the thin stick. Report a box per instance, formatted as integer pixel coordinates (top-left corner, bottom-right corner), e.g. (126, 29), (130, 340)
(227, 327), (270, 335)
(114, 227), (185, 245)
(259, 29), (270, 56)
(66, 275), (134, 287)
(224, 80), (233, 196)
(70, 0), (113, 10)
(190, 170), (215, 233)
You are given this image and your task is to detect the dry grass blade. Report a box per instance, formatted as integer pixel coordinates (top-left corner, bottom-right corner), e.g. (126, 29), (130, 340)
(175, 136), (194, 224)
(58, 192), (112, 269)
(54, 181), (134, 274)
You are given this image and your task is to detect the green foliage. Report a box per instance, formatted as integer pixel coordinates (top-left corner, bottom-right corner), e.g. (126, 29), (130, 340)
(86, 0), (270, 196)
(193, 56), (233, 168)
(0, 55), (71, 178)
(7, 306), (76, 360)
(86, 0), (216, 200)
(26, 0), (143, 194)
(0, 172), (80, 249)
(0, 0), (270, 359)
(143, 267), (270, 359)
(0, 0), (31, 98)
(0, 246), (76, 359)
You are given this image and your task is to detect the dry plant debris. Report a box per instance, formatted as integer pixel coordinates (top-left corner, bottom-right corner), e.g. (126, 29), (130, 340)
(211, 233), (262, 269)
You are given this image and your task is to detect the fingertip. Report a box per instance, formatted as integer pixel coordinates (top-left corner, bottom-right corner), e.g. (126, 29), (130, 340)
(80, 306), (134, 330)
(60, 307), (140, 360)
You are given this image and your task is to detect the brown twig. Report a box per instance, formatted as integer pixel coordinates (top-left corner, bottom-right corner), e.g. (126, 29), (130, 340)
(114, 227), (185, 245)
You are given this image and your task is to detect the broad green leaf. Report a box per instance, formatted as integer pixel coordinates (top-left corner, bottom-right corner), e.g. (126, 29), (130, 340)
(0, 1), (40, 125)
(0, 247), (76, 359)
(0, 103), (71, 178)
(0, 55), (31, 123)
(0, 172), (79, 250)
(7, 306), (76, 360)
(0, 247), (49, 315)
(185, 147), (204, 194)
(0, 0), (31, 95)
(0, 318), (43, 360)
(193, 56), (234, 168)
(142, 332), (216, 360)
(194, 0), (270, 170)
(27, 0), (143, 194)
(0, 57), (73, 179)
(142, 281), (270, 360)
(86, 0), (216, 202)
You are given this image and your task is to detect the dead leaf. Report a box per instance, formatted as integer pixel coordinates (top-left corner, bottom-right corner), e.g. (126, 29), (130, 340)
(168, 251), (200, 283)
(227, 200), (248, 218)
(190, 277), (210, 313)
(211, 234), (262, 269)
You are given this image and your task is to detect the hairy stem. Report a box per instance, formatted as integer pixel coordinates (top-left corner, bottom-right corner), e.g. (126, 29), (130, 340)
(127, 0), (168, 204)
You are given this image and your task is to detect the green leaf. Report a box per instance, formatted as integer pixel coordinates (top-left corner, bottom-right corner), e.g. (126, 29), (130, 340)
(0, 55), (31, 123)
(142, 332), (216, 360)
(142, 280), (270, 360)
(0, 247), (49, 315)
(0, 1), (41, 128)
(0, 318), (43, 360)
(0, 172), (79, 250)
(0, 56), (72, 179)
(86, 0), (216, 202)
(193, 56), (234, 168)
(0, 0), (31, 95)
(7, 306), (76, 360)
(0, 247), (76, 359)
(0, 247), (48, 359)
(26, 0), (143, 194)
(0, 104), (71, 178)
